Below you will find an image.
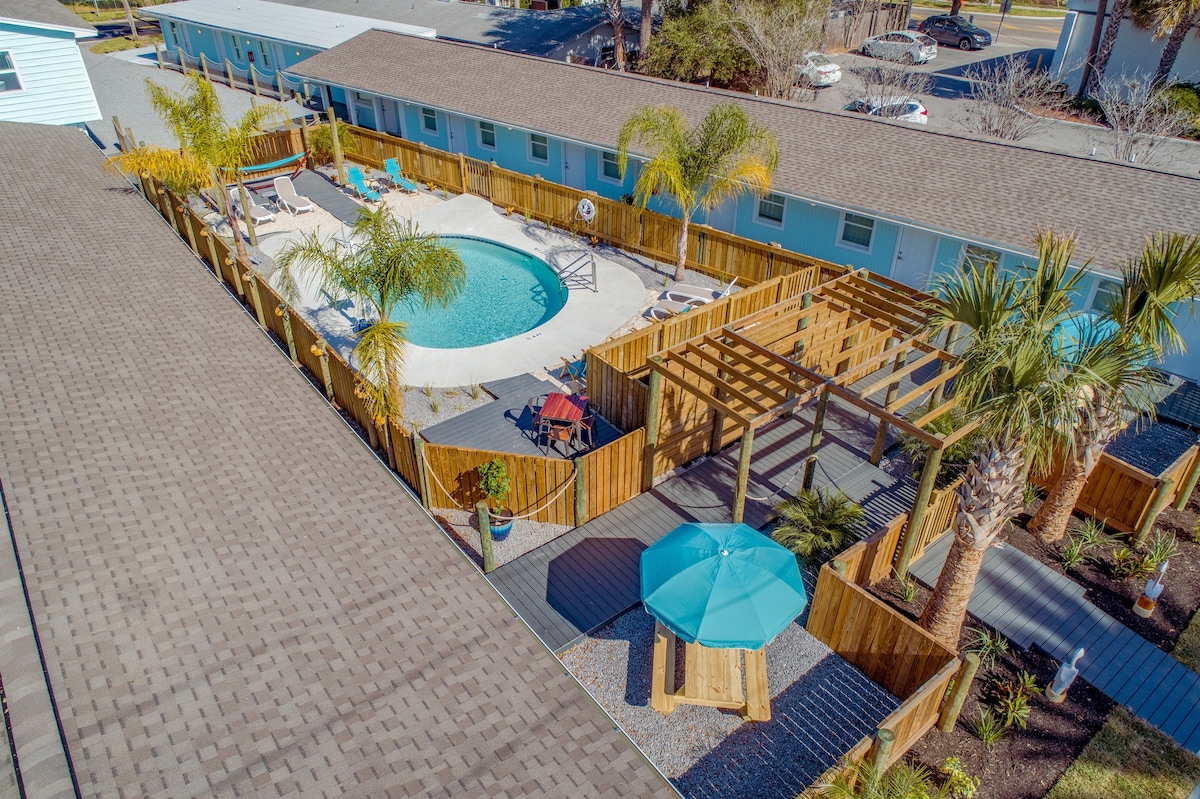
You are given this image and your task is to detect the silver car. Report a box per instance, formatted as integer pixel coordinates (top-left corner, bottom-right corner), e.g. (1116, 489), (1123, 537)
(860, 31), (938, 64)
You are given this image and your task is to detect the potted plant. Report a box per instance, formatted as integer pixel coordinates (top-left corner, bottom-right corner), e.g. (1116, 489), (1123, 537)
(477, 458), (513, 541)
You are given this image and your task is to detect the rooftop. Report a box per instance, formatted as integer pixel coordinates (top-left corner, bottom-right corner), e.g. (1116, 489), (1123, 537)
(285, 31), (1200, 271)
(1, 0), (95, 35)
(140, 0), (435, 51)
(0, 119), (672, 798)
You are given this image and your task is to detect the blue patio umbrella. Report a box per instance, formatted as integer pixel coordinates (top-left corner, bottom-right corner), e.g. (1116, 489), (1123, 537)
(640, 522), (807, 650)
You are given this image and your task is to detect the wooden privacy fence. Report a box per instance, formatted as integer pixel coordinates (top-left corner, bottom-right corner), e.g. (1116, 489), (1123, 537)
(129, 172), (649, 530)
(1033, 441), (1200, 538)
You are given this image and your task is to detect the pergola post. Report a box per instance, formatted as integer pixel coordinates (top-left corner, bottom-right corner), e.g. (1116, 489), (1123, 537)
(870, 339), (905, 465)
(894, 444), (945, 578)
(802, 388), (830, 491)
(322, 85), (347, 185)
(926, 324), (957, 411)
(643, 358), (664, 492)
(731, 422), (756, 524)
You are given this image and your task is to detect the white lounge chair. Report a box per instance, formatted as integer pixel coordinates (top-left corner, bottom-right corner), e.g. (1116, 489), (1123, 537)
(273, 176), (314, 215)
(662, 277), (738, 305)
(228, 188), (275, 225)
(647, 299), (700, 321)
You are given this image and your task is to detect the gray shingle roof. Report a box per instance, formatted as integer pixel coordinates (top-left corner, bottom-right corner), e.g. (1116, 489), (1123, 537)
(1, 0), (95, 32)
(286, 31), (1200, 270)
(0, 119), (673, 799)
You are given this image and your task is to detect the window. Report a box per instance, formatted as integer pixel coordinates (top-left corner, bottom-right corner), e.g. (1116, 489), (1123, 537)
(757, 193), (786, 225)
(601, 151), (621, 181)
(840, 212), (874, 250)
(0, 52), (22, 93)
(529, 133), (549, 162)
(960, 243), (1001, 272)
(229, 35), (242, 60)
(477, 121), (496, 149)
(421, 107), (438, 133)
(258, 42), (271, 68)
(1090, 278), (1122, 313)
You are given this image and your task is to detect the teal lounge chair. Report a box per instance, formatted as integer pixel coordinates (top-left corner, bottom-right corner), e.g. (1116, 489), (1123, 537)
(346, 166), (381, 202)
(384, 158), (419, 193)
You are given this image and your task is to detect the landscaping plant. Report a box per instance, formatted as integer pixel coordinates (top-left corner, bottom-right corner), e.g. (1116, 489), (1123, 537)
(937, 758), (979, 799)
(969, 708), (1007, 750)
(899, 406), (983, 485)
(477, 458), (511, 513)
(818, 759), (947, 798)
(966, 627), (1010, 670)
(770, 487), (865, 559)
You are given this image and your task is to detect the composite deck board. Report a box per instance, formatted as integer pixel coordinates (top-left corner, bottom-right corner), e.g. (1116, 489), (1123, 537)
(491, 404), (919, 652)
(912, 539), (1200, 753)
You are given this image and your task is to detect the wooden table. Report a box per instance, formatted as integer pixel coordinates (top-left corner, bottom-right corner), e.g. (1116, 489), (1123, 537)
(536, 393), (587, 456)
(649, 621), (771, 722)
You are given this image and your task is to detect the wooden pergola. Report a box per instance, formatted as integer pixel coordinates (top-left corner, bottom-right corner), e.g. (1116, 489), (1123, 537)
(642, 271), (978, 575)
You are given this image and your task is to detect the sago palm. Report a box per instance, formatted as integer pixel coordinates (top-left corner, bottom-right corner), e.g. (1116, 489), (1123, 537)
(918, 231), (1098, 644)
(818, 759), (947, 799)
(616, 102), (779, 281)
(275, 206), (465, 460)
(1030, 232), (1200, 542)
(770, 487), (865, 559)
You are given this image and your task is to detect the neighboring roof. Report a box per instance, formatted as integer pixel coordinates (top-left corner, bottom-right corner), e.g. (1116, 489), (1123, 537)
(140, 0), (435, 51)
(287, 31), (1200, 270)
(0, 119), (672, 799)
(0, 0), (96, 36)
(273, 0), (621, 56)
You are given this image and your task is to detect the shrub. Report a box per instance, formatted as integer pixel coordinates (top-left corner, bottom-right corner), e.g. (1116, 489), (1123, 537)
(309, 122), (355, 166)
(476, 458), (511, 512)
(969, 709), (1007, 749)
(770, 488), (865, 558)
(1163, 82), (1200, 139)
(939, 757), (980, 799)
(966, 627), (1010, 670)
(818, 759), (944, 798)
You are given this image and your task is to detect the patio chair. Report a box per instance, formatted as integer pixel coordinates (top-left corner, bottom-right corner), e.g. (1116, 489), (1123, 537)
(662, 277), (738, 305)
(384, 158), (419, 193)
(346, 166), (381, 202)
(574, 406), (598, 450)
(560, 356), (587, 386)
(538, 419), (574, 457)
(228, 188), (275, 225)
(646, 299), (699, 321)
(273, 176), (314, 215)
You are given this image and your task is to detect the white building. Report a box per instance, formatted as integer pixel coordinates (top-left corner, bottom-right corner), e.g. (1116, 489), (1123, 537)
(0, 0), (100, 126)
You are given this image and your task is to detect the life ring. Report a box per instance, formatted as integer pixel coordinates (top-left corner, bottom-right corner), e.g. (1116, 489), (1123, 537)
(576, 197), (597, 223)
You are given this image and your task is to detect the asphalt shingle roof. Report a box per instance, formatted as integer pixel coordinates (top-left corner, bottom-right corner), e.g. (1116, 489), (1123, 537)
(1, 0), (95, 32)
(0, 120), (672, 798)
(286, 31), (1200, 269)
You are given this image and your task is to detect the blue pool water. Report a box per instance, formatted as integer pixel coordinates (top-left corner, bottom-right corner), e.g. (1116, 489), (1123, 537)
(390, 236), (567, 349)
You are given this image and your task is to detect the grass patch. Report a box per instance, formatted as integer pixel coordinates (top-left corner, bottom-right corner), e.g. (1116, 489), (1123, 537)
(1173, 610), (1200, 672)
(89, 34), (162, 54)
(1045, 708), (1200, 799)
(911, 0), (1068, 15)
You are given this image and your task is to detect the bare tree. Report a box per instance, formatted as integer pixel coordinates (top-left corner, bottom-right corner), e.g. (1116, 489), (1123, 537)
(843, 64), (933, 111)
(1094, 73), (1192, 165)
(606, 0), (628, 71)
(722, 0), (826, 99)
(955, 56), (1066, 141)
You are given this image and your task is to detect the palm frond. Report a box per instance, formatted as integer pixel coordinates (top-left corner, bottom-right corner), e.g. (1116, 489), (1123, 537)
(354, 320), (409, 425)
(1105, 231), (1200, 358)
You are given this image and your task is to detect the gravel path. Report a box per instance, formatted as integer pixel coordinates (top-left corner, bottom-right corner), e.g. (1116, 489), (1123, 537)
(560, 609), (900, 799)
(432, 507), (572, 568)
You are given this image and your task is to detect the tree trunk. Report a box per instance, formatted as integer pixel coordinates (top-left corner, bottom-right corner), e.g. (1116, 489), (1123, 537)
(613, 18), (627, 71)
(232, 181), (250, 260)
(640, 0), (653, 59)
(1088, 0), (1131, 96)
(918, 535), (987, 644)
(674, 214), (690, 282)
(1076, 0), (1111, 98)
(1153, 12), (1199, 87)
(1027, 452), (1096, 543)
(950, 0), (963, 15)
(122, 0), (141, 43)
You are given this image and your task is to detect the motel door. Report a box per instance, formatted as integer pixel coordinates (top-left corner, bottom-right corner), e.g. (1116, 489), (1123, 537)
(563, 142), (587, 190)
(891, 227), (938, 291)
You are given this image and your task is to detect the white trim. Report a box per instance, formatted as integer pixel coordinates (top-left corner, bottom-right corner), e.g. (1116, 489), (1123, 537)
(754, 192), (786, 229)
(837, 211), (874, 254)
(0, 16), (96, 38)
(957, 241), (1003, 271)
(0, 50), (26, 96)
(598, 150), (621, 184)
(421, 106), (438, 134)
(477, 120), (497, 151)
(528, 132), (549, 164)
(1085, 275), (1123, 312)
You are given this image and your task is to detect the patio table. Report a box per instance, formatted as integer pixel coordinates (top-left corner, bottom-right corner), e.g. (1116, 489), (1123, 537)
(536, 393), (587, 456)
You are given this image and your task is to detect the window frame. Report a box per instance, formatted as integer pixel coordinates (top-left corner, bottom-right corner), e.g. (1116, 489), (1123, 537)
(756, 192), (786, 227)
(838, 211), (875, 252)
(959, 242), (1002, 272)
(477, 120), (496, 150)
(528, 133), (549, 163)
(258, 41), (271, 68)
(600, 151), (622, 183)
(421, 107), (438, 134)
(0, 51), (24, 94)
(228, 34), (243, 61)
(1089, 277), (1123, 313)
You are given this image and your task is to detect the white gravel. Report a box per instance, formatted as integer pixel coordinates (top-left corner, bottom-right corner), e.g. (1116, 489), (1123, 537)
(560, 609), (900, 799)
(432, 507), (571, 568)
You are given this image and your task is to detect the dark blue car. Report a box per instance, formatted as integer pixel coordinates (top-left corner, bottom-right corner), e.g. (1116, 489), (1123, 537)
(917, 15), (993, 50)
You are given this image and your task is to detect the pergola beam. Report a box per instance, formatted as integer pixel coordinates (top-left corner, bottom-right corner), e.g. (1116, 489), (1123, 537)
(678, 347), (774, 413)
(821, 286), (922, 333)
(858, 349), (945, 398)
(683, 343), (787, 406)
(836, 335), (928, 388)
(704, 336), (816, 397)
(886, 364), (963, 413)
(647, 357), (752, 426)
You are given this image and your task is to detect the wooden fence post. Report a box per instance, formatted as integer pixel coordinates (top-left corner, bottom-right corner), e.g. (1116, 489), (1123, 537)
(870, 728), (895, 771)
(574, 457), (587, 527)
(643, 359), (664, 491)
(476, 502), (496, 574)
(1173, 450), (1200, 510)
(458, 152), (468, 195)
(413, 436), (433, 508)
(802, 388), (830, 491)
(201, 53), (211, 83)
(731, 422), (756, 525)
(938, 653), (980, 733)
(249, 65), (260, 96)
(198, 228), (220, 279)
(1134, 477), (1175, 548)
(277, 305), (299, 365)
(242, 268), (267, 328)
(179, 205), (200, 254)
(894, 445), (945, 579)
(314, 339), (335, 402)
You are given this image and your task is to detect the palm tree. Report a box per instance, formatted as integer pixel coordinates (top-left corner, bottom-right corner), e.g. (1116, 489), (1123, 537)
(1029, 232), (1200, 543)
(1132, 0), (1200, 86)
(1085, 0), (1136, 95)
(771, 488), (865, 558)
(918, 232), (1099, 644)
(275, 206), (466, 462)
(818, 759), (947, 799)
(617, 102), (779, 281)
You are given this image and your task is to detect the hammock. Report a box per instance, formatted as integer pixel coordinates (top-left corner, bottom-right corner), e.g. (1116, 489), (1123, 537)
(238, 150), (307, 174)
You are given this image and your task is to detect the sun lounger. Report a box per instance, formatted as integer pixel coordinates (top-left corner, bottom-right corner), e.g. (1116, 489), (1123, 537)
(384, 158), (419, 193)
(662, 277), (737, 305)
(346, 166), (381, 202)
(273, 176), (314, 215)
(228, 188), (275, 225)
(647, 299), (700, 321)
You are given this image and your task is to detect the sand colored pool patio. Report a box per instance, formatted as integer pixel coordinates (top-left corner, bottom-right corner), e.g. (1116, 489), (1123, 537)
(254, 187), (648, 387)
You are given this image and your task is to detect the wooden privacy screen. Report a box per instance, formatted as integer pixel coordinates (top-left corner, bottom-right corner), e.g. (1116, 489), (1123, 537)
(422, 444), (576, 524)
(579, 428), (646, 520)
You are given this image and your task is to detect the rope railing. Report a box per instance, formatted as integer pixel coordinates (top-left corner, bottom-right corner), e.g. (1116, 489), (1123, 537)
(422, 457), (577, 520)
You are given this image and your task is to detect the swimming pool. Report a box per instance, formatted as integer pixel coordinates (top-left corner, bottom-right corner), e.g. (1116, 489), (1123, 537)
(390, 236), (567, 349)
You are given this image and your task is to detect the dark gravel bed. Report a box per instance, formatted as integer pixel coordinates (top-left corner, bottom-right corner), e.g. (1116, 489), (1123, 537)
(1106, 421), (1198, 476)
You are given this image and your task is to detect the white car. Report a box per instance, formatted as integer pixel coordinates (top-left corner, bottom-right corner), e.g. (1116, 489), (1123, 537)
(794, 53), (842, 87)
(843, 96), (929, 124)
(860, 31), (938, 64)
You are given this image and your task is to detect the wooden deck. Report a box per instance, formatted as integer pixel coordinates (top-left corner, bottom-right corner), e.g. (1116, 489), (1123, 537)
(489, 399), (917, 652)
(911, 535), (1200, 753)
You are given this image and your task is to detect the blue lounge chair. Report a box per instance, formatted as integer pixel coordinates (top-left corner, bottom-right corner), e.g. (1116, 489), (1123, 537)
(384, 158), (419, 193)
(346, 166), (381, 202)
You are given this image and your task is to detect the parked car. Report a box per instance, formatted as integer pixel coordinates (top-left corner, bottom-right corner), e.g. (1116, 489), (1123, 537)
(859, 31), (937, 64)
(794, 53), (842, 87)
(843, 96), (929, 124)
(917, 14), (993, 50)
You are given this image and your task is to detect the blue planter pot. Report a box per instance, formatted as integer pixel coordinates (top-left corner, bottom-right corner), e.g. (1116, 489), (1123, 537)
(489, 509), (514, 542)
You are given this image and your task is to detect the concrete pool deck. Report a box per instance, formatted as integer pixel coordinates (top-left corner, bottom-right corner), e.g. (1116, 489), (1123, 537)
(258, 191), (648, 387)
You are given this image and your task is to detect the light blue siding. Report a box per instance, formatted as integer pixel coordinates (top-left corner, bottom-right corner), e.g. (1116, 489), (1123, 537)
(0, 22), (99, 126)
